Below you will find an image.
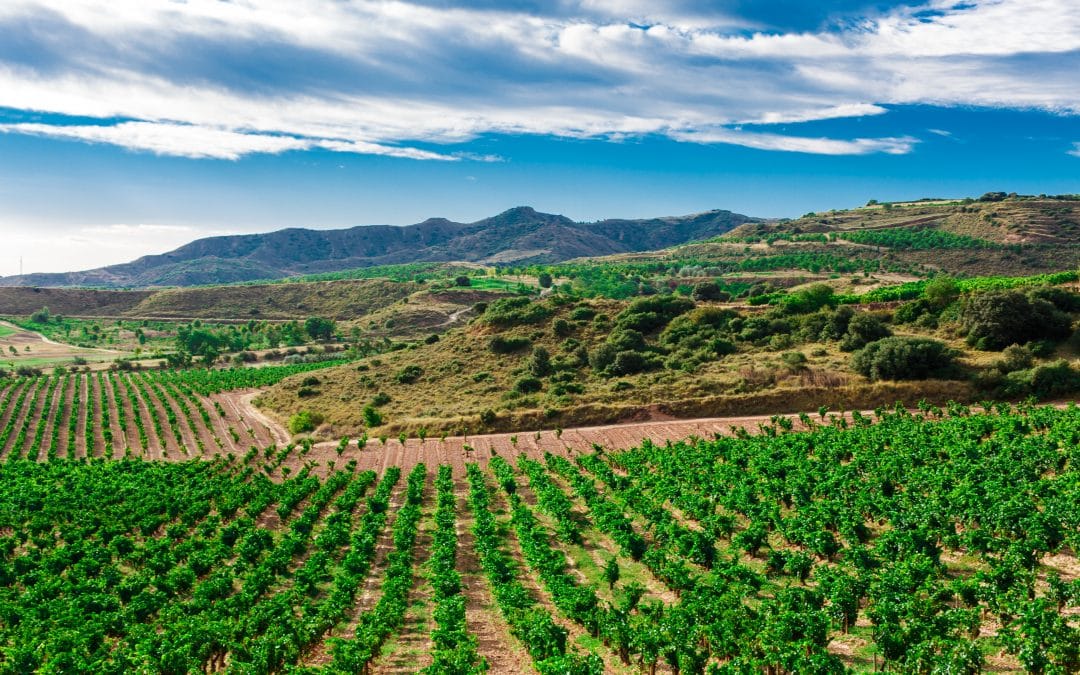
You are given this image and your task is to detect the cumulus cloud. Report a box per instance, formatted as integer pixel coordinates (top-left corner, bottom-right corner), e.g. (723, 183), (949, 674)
(0, 0), (1074, 160)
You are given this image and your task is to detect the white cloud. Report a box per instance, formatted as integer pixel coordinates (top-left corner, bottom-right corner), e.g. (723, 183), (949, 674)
(1069, 143), (1080, 158)
(670, 129), (918, 155)
(0, 0), (1074, 159)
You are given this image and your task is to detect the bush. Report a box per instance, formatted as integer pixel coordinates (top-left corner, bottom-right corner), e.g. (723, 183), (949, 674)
(610, 350), (653, 376)
(997, 344), (1034, 373)
(527, 347), (552, 377)
(371, 391), (392, 406)
(394, 365), (423, 384)
(607, 328), (647, 353)
(782, 284), (836, 314)
(552, 318), (573, 337)
(960, 291), (1071, 350)
(297, 387), (319, 398)
(29, 306), (51, 324)
(691, 281), (730, 302)
(514, 376), (543, 394)
(840, 313), (892, 352)
(852, 337), (955, 381)
(1000, 360), (1080, 398)
(569, 306), (597, 321)
(288, 411), (324, 434)
(537, 272), (553, 288)
(481, 297), (552, 327)
(362, 405), (383, 427)
(489, 335), (532, 353)
(454, 276), (471, 287)
(588, 344), (617, 372)
(615, 295), (695, 332)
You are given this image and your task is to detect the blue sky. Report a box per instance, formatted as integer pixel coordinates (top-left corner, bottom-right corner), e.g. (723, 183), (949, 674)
(0, 0), (1078, 276)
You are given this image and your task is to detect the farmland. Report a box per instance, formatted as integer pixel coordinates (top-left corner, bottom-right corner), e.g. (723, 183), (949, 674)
(1, 402), (1077, 672)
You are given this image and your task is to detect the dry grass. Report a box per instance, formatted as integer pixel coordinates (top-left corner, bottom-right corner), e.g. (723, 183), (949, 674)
(258, 298), (980, 440)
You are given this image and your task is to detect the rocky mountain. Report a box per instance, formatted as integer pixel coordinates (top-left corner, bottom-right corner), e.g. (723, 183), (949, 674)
(0, 207), (756, 288)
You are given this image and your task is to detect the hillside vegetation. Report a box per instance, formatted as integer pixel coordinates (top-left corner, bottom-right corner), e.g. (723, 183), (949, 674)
(259, 272), (1080, 438)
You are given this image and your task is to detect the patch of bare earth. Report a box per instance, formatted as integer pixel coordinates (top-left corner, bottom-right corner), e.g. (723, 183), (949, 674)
(299, 480), (408, 668)
(454, 479), (533, 674)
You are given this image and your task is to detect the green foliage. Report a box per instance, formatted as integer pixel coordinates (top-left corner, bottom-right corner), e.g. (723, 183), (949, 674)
(482, 297), (553, 328)
(489, 335), (532, 353)
(304, 316), (336, 341)
(838, 226), (998, 250)
(960, 291), (1071, 350)
(615, 295), (695, 332)
(839, 313), (892, 352)
(527, 346), (552, 377)
(29, 306), (51, 324)
(782, 283), (837, 314)
(394, 364), (424, 384)
(851, 336), (955, 381)
(288, 410), (324, 434)
(514, 376), (543, 394)
(362, 405), (384, 427)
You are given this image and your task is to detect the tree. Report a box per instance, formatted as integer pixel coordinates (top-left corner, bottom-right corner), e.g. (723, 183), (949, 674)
(29, 306), (51, 324)
(691, 281), (730, 302)
(304, 317), (335, 342)
(538, 272), (553, 288)
(851, 336), (954, 381)
(960, 291), (1070, 350)
(527, 346), (552, 377)
(454, 275), (471, 287)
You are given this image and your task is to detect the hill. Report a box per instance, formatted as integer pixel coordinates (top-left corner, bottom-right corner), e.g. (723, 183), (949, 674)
(0, 207), (755, 288)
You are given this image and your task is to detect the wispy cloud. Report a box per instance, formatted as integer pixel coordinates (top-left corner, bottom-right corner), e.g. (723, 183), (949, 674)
(1069, 143), (1080, 158)
(0, 0), (1075, 160)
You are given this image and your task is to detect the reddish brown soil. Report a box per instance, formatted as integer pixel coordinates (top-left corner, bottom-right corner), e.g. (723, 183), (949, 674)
(54, 376), (75, 458)
(35, 377), (66, 461)
(453, 479), (533, 674)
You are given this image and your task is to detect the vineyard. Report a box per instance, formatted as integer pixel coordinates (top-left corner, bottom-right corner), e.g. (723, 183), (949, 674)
(0, 362), (344, 462)
(0, 402), (1078, 673)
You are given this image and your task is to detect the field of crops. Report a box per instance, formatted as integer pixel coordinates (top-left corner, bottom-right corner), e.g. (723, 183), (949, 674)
(0, 362), (344, 461)
(0, 402), (1077, 673)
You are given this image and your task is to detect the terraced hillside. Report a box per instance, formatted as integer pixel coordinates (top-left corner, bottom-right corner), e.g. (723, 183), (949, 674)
(1, 403), (1077, 673)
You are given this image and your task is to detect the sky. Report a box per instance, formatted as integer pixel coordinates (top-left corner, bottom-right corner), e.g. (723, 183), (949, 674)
(0, 0), (1078, 276)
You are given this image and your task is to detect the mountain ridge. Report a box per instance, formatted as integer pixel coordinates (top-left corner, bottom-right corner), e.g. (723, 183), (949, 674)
(0, 206), (756, 288)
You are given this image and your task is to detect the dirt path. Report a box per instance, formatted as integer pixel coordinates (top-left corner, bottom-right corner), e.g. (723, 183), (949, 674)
(101, 373), (128, 458)
(123, 374), (168, 459)
(74, 374), (89, 459)
(300, 480), (409, 668)
(215, 390), (284, 447)
(55, 376), (75, 459)
(2, 378), (43, 460)
(36, 376), (66, 461)
(371, 474), (435, 674)
(454, 479), (533, 674)
(112, 375), (144, 457)
(89, 375), (107, 458)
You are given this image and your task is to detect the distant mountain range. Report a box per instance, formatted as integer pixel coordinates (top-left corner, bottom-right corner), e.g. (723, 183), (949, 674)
(0, 207), (756, 288)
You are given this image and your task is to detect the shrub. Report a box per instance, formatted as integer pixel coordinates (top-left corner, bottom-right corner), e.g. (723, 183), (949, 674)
(514, 376), (543, 394)
(471, 371), (491, 382)
(610, 350), (651, 376)
(362, 405), (383, 427)
(394, 364), (424, 384)
(607, 328), (647, 353)
(782, 284), (836, 314)
(481, 296), (552, 327)
(552, 318), (573, 337)
(424, 333), (440, 344)
(479, 408), (497, 425)
(839, 313), (892, 352)
(454, 275), (471, 287)
(691, 281), (730, 302)
(288, 411), (324, 434)
(489, 335), (532, 353)
(960, 291), (1071, 350)
(301, 375), (321, 387)
(371, 391), (392, 406)
(569, 306), (597, 321)
(1001, 360), (1080, 398)
(537, 272), (553, 288)
(297, 387), (319, 398)
(615, 295), (695, 332)
(29, 307), (51, 324)
(851, 337), (955, 381)
(588, 343), (617, 372)
(997, 344), (1034, 373)
(527, 346), (552, 377)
